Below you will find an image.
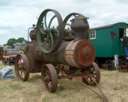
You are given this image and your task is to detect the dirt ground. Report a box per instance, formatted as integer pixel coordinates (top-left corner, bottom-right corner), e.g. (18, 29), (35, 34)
(0, 69), (128, 102)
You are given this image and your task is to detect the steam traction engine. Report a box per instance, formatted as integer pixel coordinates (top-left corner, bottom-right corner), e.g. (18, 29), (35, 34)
(15, 9), (100, 92)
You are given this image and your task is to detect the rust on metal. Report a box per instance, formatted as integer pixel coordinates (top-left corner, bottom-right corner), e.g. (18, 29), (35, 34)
(15, 9), (101, 92)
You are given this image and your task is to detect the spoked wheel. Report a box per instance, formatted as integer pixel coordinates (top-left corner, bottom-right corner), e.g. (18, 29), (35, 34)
(15, 54), (30, 81)
(36, 9), (64, 54)
(63, 13), (86, 40)
(41, 64), (58, 92)
(81, 62), (100, 86)
(63, 13), (84, 27)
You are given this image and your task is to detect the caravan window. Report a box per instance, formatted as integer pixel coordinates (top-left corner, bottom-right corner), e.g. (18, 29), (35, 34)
(89, 30), (96, 40)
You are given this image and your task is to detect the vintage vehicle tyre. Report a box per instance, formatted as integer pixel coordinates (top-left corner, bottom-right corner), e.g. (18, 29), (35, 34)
(41, 64), (58, 92)
(82, 62), (100, 86)
(15, 54), (30, 81)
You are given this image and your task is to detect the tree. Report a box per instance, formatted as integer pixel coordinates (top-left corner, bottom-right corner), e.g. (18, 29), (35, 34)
(6, 37), (26, 47)
(7, 38), (17, 47)
(17, 37), (26, 43)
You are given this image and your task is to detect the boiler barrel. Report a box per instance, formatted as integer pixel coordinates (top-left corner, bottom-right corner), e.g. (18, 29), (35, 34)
(42, 39), (95, 68)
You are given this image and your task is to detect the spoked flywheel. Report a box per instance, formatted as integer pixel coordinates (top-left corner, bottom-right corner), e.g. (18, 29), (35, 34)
(41, 64), (58, 92)
(63, 13), (85, 40)
(15, 54), (30, 81)
(37, 9), (64, 53)
(81, 62), (100, 86)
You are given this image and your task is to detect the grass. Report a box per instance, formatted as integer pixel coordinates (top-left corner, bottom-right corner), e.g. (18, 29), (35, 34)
(0, 69), (128, 102)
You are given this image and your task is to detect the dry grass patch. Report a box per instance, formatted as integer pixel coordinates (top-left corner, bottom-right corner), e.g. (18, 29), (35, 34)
(0, 70), (128, 102)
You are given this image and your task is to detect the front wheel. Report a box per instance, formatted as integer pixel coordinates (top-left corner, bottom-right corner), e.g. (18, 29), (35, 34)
(41, 64), (58, 92)
(81, 62), (100, 86)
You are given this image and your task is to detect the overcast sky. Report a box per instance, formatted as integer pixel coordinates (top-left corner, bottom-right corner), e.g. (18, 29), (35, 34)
(0, 0), (128, 44)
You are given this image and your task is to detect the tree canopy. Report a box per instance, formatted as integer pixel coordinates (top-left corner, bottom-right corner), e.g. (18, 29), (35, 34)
(6, 37), (26, 47)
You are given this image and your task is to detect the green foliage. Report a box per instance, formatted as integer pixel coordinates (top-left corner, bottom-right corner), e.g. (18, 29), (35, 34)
(6, 37), (26, 47)
(7, 38), (17, 47)
(17, 38), (26, 43)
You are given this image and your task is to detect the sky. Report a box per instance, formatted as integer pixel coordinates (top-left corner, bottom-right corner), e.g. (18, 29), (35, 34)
(0, 0), (128, 44)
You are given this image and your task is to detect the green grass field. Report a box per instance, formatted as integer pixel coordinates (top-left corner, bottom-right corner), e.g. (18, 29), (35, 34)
(0, 69), (128, 102)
